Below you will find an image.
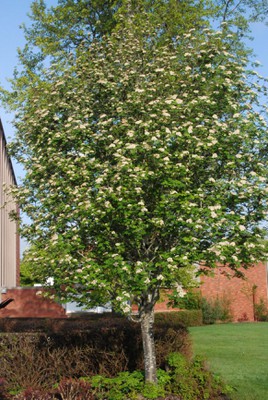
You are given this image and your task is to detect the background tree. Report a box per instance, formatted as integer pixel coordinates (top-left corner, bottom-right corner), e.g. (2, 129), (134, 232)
(9, 0), (268, 74)
(20, 254), (38, 286)
(20, 0), (213, 62)
(215, 0), (268, 31)
(6, 11), (268, 382)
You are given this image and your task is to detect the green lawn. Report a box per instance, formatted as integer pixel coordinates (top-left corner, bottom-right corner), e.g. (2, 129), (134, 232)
(189, 323), (268, 400)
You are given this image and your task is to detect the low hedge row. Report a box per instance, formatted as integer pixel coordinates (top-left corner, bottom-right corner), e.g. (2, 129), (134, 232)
(0, 318), (191, 392)
(0, 310), (202, 334)
(155, 310), (203, 327)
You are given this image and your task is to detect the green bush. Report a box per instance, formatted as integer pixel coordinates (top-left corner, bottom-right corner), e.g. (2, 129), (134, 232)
(178, 290), (233, 325)
(166, 353), (232, 400)
(155, 310), (203, 327)
(85, 353), (232, 400)
(176, 289), (202, 310)
(90, 371), (145, 400)
(254, 298), (268, 321)
(176, 290), (202, 310)
(201, 296), (233, 325)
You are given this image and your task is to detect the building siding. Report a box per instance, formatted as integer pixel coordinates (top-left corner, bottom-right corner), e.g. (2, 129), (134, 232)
(0, 119), (19, 295)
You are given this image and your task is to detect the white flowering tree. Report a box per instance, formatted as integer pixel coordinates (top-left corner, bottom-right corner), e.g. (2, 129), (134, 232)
(7, 19), (268, 382)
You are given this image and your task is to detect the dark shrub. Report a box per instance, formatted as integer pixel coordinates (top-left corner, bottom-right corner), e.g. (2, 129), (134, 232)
(0, 318), (190, 392)
(14, 388), (55, 400)
(0, 378), (11, 400)
(55, 378), (94, 400)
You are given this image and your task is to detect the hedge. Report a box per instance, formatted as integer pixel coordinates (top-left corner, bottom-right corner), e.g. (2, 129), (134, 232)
(155, 310), (203, 327)
(0, 317), (191, 392)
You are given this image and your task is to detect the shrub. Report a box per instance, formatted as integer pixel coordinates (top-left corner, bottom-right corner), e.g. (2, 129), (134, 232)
(87, 353), (232, 400)
(201, 296), (233, 324)
(176, 290), (202, 310)
(165, 353), (233, 400)
(155, 310), (203, 327)
(254, 298), (268, 321)
(176, 290), (233, 325)
(0, 334), (55, 391)
(0, 320), (191, 392)
(55, 378), (94, 400)
(3, 353), (232, 399)
(90, 371), (144, 400)
(0, 378), (11, 400)
(90, 368), (170, 399)
(13, 388), (55, 400)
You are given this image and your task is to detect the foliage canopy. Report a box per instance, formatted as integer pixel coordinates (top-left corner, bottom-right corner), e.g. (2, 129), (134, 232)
(8, 0), (268, 79)
(9, 17), (268, 310)
(2, 0), (268, 384)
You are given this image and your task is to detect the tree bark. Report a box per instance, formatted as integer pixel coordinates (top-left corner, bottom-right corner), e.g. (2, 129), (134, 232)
(140, 308), (157, 383)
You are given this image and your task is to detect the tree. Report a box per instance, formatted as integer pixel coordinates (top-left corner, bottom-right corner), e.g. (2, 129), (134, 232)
(20, 246), (39, 286)
(7, 0), (215, 83)
(2, 0), (268, 121)
(215, 0), (268, 29)
(6, 12), (268, 381)
(18, 0), (122, 70)
(10, 0), (268, 75)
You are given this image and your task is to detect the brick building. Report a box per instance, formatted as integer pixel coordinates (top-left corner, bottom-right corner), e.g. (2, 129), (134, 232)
(200, 262), (268, 322)
(144, 262), (268, 322)
(0, 119), (20, 297)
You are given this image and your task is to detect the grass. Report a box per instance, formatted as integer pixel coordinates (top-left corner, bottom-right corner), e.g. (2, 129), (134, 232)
(189, 323), (268, 400)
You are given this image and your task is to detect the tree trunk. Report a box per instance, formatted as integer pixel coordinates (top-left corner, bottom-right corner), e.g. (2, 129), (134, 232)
(140, 308), (157, 383)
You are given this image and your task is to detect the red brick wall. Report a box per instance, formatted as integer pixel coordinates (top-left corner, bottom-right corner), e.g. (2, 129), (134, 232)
(132, 264), (268, 322)
(200, 262), (268, 322)
(0, 288), (67, 318)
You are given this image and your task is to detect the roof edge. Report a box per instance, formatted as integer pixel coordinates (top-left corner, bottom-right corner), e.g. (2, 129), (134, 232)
(0, 118), (18, 186)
